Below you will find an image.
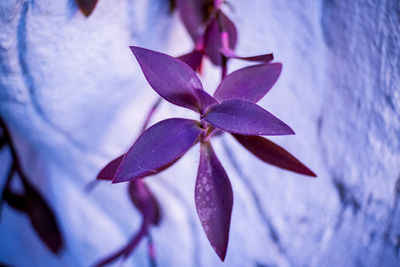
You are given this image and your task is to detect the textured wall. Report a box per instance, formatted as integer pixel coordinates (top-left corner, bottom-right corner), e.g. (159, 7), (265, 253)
(0, 0), (399, 266)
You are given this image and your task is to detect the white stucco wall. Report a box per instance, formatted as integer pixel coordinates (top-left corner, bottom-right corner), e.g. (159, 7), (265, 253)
(0, 0), (399, 266)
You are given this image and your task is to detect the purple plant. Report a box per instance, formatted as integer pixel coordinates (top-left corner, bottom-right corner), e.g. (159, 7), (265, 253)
(101, 46), (316, 261)
(92, 0), (316, 263)
(0, 117), (63, 254)
(176, 0), (273, 77)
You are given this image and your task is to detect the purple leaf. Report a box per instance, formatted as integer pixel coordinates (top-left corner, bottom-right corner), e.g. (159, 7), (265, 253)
(149, 194), (161, 226)
(213, 63), (282, 103)
(176, 0), (205, 43)
(220, 48), (274, 63)
(76, 0), (98, 17)
(129, 181), (162, 226)
(233, 134), (316, 177)
(195, 142), (233, 261)
(195, 89), (218, 114)
(130, 46), (204, 112)
(220, 14), (238, 50)
(204, 19), (222, 65)
(204, 13), (237, 66)
(204, 100), (294, 136)
(177, 50), (203, 72)
(96, 155), (124, 180)
(113, 118), (203, 183)
(97, 153), (181, 183)
(22, 178), (63, 254)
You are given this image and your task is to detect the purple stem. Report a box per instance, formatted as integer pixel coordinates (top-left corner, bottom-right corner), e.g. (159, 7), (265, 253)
(93, 218), (150, 267)
(93, 246), (126, 267)
(147, 233), (157, 267)
(123, 218), (150, 258)
(140, 98), (163, 134)
(221, 56), (227, 79)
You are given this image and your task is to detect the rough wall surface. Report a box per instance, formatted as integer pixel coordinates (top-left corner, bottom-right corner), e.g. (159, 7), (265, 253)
(0, 0), (399, 266)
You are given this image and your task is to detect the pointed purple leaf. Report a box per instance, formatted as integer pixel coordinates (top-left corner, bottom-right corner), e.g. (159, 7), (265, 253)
(97, 149), (181, 183)
(213, 63), (282, 103)
(204, 19), (222, 65)
(22, 178), (63, 254)
(149, 198), (161, 226)
(97, 155), (124, 180)
(233, 134), (316, 177)
(204, 100), (294, 136)
(220, 48), (274, 63)
(130, 46), (204, 112)
(113, 118), (203, 183)
(195, 89), (218, 114)
(220, 14), (238, 49)
(76, 0), (98, 17)
(204, 13), (237, 66)
(129, 181), (162, 226)
(235, 54), (274, 63)
(196, 142), (233, 261)
(177, 50), (203, 72)
(177, 0), (205, 42)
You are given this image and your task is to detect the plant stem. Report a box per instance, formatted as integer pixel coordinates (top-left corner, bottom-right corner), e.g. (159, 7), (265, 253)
(140, 98), (162, 134)
(221, 56), (227, 79)
(147, 233), (157, 267)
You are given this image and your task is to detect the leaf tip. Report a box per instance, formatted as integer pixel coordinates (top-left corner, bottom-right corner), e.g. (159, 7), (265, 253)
(129, 45), (139, 56)
(306, 169), (317, 178)
(271, 62), (283, 78)
(129, 46), (147, 59)
(282, 121), (295, 135)
(111, 171), (124, 184)
(216, 247), (228, 261)
(111, 177), (122, 184)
